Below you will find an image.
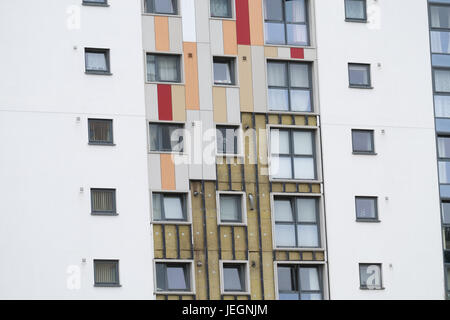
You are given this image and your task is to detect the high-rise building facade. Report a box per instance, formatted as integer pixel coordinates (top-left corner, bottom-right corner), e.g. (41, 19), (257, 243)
(0, 0), (447, 300)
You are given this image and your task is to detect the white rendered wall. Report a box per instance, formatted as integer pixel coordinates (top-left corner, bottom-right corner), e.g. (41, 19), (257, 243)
(0, 0), (153, 299)
(316, 0), (445, 299)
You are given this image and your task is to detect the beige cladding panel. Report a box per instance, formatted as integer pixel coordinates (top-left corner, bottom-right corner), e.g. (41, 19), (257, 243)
(171, 85), (186, 121)
(213, 87), (227, 123)
(238, 45), (254, 112)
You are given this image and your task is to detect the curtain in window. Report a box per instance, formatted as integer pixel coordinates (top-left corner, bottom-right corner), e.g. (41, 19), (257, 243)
(439, 137), (450, 158)
(435, 70), (450, 93)
(293, 131), (312, 155)
(158, 56), (178, 82)
(220, 196), (240, 221)
(95, 262), (117, 284)
(152, 194), (162, 220)
(86, 52), (107, 71)
(211, 0), (229, 17)
(299, 268), (320, 291)
(164, 196), (184, 220)
(431, 31), (450, 54)
(269, 89), (289, 111)
(345, 0), (365, 19)
(439, 161), (450, 183)
(268, 63), (287, 87)
(297, 199), (316, 222)
(274, 199), (294, 222)
(290, 64), (309, 87)
(89, 121), (111, 142)
(431, 5), (450, 29)
(147, 55), (156, 81)
(435, 96), (450, 117)
(285, 0), (306, 23)
(92, 190), (114, 212)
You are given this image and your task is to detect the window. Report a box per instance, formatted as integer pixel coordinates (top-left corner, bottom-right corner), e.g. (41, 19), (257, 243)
(359, 264), (382, 290)
(94, 260), (120, 287)
(83, 0), (108, 5)
(216, 126), (239, 155)
(277, 265), (322, 300)
(149, 123), (184, 152)
(155, 262), (192, 292)
(355, 197), (378, 221)
(348, 63), (371, 88)
(146, 54), (181, 83)
(85, 48), (110, 74)
(144, 0), (178, 15)
(447, 266), (450, 299)
(274, 197), (319, 248)
(270, 129), (316, 180)
(264, 0), (309, 46)
(267, 61), (312, 112)
(221, 262), (248, 293)
(219, 194), (243, 224)
(153, 193), (187, 222)
(211, 0), (232, 18)
(352, 129), (375, 154)
(91, 189), (116, 215)
(213, 57), (236, 85)
(88, 119), (114, 145)
(443, 201), (450, 225)
(345, 0), (366, 21)
(430, 5), (450, 54)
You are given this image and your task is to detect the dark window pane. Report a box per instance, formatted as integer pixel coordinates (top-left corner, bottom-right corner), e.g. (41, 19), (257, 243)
(149, 124), (184, 152)
(349, 64), (370, 86)
(220, 194), (242, 222)
(300, 293), (322, 300)
(264, 0), (283, 20)
(359, 264), (382, 289)
(279, 293), (299, 300)
(214, 59), (234, 85)
(223, 264), (245, 291)
(440, 161), (450, 183)
(211, 0), (231, 17)
(94, 260), (119, 285)
(217, 126), (238, 154)
(356, 197), (377, 220)
(154, 0), (177, 14)
(89, 119), (113, 144)
(435, 95), (450, 118)
(352, 130), (374, 153)
(91, 189), (116, 214)
(431, 5), (450, 29)
(155, 263), (166, 291)
(277, 266), (296, 291)
(146, 54), (180, 82)
(299, 267), (320, 291)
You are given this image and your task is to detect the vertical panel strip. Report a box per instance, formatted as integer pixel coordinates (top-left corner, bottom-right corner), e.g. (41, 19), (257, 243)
(236, 0), (251, 45)
(223, 20), (238, 55)
(155, 16), (170, 52)
(157, 84), (173, 121)
(160, 154), (176, 190)
(248, 0), (264, 45)
(181, 0), (197, 41)
(183, 42), (200, 110)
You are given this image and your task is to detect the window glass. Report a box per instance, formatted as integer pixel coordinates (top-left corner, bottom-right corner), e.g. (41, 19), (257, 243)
(223, 264), (245, 291)
(352, 130), (374, 153)
(435, 95), (450, 117)
(442, 202), (450, 225)
(211, 0), (231, 17)
(272, 156), (293, 179)
(265, 23), (286, 44)
(431, 31), (450, 54)
(146, 54), (180, 82)
(294, 157), (315, 179)
(214, 61), (232, 84)
(439, 137), (450, 158)
(264, 0), (283, 20)
(297, 225), (318, 247)
(220, 195), (241, 222)
(435, 69), (450, 92)
(296, 199), (316, 222)
(275, 225), (296, 247)
(91, 189), (115, 214)
(286, 24), (308, 46)
(285, 0), (306, 23)
(345, 0), (366, 20)
(153, 194), (162, 220)
(271, 130), (290, 154)
(167, 265), (188, 290)
(359, 264), (382, 289)
(356, 197), (377, 220)
(164, 196), (184, 220)
(431, 5), (450, 29)
(268, 62), (288, 87)
(151, 0), (177, 14)
(300, 267), (320, 291)
(269, 89), (289, 111)
(289, 64), (309, 87)
(275, 199), (294, 222)
(290, 89), (311, 112)
(89, 119), (113, 144)
(94, 260), (119, 285)
(293, 131), (313, 155)
(349, 64), (370, 86)
(277, 266), (295, 291)
(440, 161), (450, 183)
(86, 51), (108, 72)
(149, 124), (184, 152)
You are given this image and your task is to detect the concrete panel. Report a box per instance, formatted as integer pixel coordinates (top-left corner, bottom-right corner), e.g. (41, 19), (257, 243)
(251, 46), (267, 113)
(145, 83), (159, 121)
(142, 15), (156, 52)
(226, 87), (241, 124)
(195, 0), (210, 43)
(168, 17), (183, 53)
(197, 43), (213, 111)
(210, 20), (224, 55)
(148, 153), (162, 190)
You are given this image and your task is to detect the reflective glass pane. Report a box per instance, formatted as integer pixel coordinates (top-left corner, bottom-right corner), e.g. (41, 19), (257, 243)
(345, 0), (365, 20)
(297, 198), (316, 222)
(290, 64), (309, 87)
(269, 89), (289, 111)
(86, 52), (107, 71)
(290, 90), (311, 112)
(285, 0), (306, 23)
(349, 64), (370, 86)
(442, 202), (450, 224)
(355, 197), (377, 219)
(271, 130), (290, 154)
(267, 62), (288, 86)
(287, 24), (308, 46)
(167, 265), (188, 290)
(163, 196), (184, 220)
(435, 95), (450, 118)
(352, 130), (374, 153)
(359, 264), (382, 289)
(293, 131), (313, 155)
(435, 69), (450, 92)
(214, 61), (232, 84)
(275, 225), (296, 247)
(297, 225), (318, 247)
(300, 267), (320, 290)
(223, 265), (244, 291)
(152, 194), (162, 220)
(265, 22), (286, 44)
(154, 0), (176, 14)
(431, 5), (450, 28)
(271, 156), (293, 179)
(220, 195), (241, 222)
(431, 31), (450, 54)
(264, 0), (283, 20)
(439, 137), (450, 158)
(274, 199), (294, 222)
(277, 266), (295, 291)
(147, 54), (156, 81)
(440, 161), (450, 183)
(294, 157), (315, 180)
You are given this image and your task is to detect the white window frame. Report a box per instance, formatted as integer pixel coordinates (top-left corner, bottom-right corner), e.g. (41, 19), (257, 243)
(270, 192), (324, 251)
(153, 259), (196, 295)
(150, 190), (192, 225)
(216, 191), (247, 226)
(219, 260), (251, 295)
